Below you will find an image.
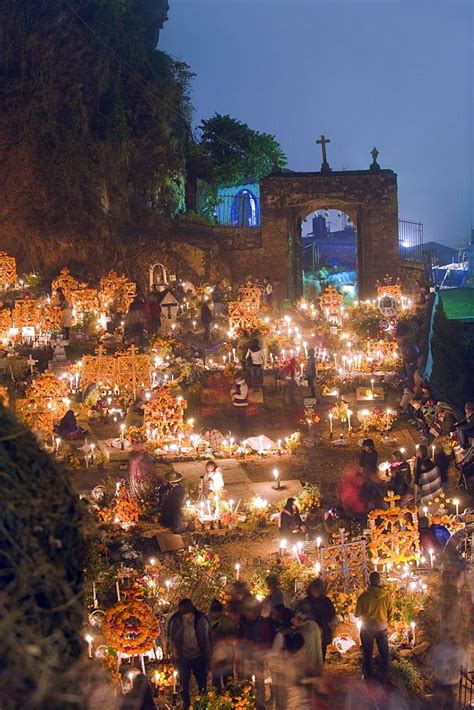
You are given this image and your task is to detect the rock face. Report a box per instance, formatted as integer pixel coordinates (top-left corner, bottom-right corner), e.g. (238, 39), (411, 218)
(0, 0), (209, 287)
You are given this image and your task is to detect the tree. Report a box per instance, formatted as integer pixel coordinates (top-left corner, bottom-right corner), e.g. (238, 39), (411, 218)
(197, 113), (287, 187)
(0, 403), (85, 706)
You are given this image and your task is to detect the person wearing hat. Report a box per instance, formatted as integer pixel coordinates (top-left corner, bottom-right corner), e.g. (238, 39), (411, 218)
(355, 571), (392, 680)
(230, 373), (249, 438)
(455, 402), (474, 450)
(431, 401), (457, 439)
(160, 470), (186, 533)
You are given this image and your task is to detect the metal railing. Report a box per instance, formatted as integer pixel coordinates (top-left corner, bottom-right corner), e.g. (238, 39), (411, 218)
(458, 669), (474, 707)
(214, 191), (261, 228)
(399, 219), (424, 261)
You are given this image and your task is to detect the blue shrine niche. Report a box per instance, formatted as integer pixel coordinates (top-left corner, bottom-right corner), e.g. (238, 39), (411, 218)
(214, 182), (261, 227)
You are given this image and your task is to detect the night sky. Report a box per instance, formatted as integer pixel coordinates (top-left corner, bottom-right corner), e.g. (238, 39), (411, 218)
(161, 0), (473, 248)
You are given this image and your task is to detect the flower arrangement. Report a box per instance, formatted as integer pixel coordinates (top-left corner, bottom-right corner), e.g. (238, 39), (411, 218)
(51, 267), (82, 301)
(331, 399), (349, 422)
(295, 483), (321, 513)
(245, 495), (271, 528)
(360, 407), (398, 433)
(330, 588), (360, 619)
(102, 599), (160, 655)
(0, 252), (17, 288)
(99, 271), (136, 313)
(17, 372), (69, 439)
(0, 307), (11, 337)
(12, 298), (42, 329)
(150, 333), (175, 360)
(192, 680), (254, 710)
(113, 484), (141, 527)
(152, 664), (176, 692)
(39, 302), (63, 333)
(301, 407), (320, 428)
(143, 386), (187, 445)
(71, 287), (100, 316)
(285, 431), (301, 454)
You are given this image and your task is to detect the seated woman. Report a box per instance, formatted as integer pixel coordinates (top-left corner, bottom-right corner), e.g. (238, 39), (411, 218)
(279, 497), (307, 536)
(54, 409), (85, 440)
(388, 449), (412, 500)
(203, 459), (224, 496)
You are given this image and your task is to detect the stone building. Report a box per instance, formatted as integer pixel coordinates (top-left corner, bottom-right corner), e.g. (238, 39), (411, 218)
(213, 167), (399, 300)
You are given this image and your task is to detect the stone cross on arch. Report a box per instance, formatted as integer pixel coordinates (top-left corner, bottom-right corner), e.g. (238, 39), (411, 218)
(316, 134), (332, 174)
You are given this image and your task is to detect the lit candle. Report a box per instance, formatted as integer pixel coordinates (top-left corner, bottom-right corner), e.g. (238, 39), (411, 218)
(120, 423), (126, 441)
(453, 498), (460, 516)
(431, 444), (435, 459)
(273, 468), (280, 490)
(84, 634), (94, 659)
(279, 538), (287, 557)
(371, 378), (375, 392)
(428, 549), (435, 568)
(410, 621), (416, 646)
(316, 536), (322, 549)
(235, 562), (240, 580)
(55, 437), (61, 453)
(92, 581), (98, 609)
(172, 670), (178, 693)
(314, 562), (321, 576)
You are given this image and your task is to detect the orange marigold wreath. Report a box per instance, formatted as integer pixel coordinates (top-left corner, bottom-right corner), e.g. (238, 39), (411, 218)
(102, 600), (160, 654)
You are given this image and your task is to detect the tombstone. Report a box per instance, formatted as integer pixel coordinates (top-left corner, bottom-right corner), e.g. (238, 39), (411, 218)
(156, 289), (180, 331)
(48, 341), (70, 373)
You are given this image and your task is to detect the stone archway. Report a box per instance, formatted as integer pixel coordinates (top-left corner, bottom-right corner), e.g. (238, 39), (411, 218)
(258, 169), (399, 300)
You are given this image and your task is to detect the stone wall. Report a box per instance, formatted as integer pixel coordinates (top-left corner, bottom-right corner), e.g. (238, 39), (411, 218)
(259, 169), (400, 299)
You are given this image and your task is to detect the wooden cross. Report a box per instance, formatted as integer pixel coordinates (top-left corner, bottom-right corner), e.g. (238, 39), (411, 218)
(26, 354), (37, 375)
(316, 134), (331, 171)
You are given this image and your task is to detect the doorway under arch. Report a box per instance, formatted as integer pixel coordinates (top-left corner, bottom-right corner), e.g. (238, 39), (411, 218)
(300, 207), (358, 300)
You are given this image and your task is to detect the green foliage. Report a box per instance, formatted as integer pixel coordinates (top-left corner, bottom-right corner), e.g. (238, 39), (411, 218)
(197, 113), (287, 187)
(389, 658), (424, 696)
(1, 0), (191, 221)
(0, 404), (85, 706)
(430, 301), (474, 409)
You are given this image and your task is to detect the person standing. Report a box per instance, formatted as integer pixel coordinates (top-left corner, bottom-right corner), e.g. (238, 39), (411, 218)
(304, 347), (317, 398)
(388, 450), (412, 499)
(359, 439), (378, 475)
(201, 301), (213, 344)
(246, 339), (265, 388)
(355, 571), (392, 680)
(297, 578), (337, 661)
(263, 276), (273, 306)
(290, 610), (324, 678)
(147, 291), (162, 335)
(168, 598), (210, 710)
(239, 598), (272, 710)
(261, 575), (289, 618)
(455, 402), (474, 450)
(414, 444), (443, 506)
(55, 287), (73, 342)
(231, 374), (249, 439)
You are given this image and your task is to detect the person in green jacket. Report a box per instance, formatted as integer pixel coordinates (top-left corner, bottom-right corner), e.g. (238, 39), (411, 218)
(355, 571), (392, 679)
